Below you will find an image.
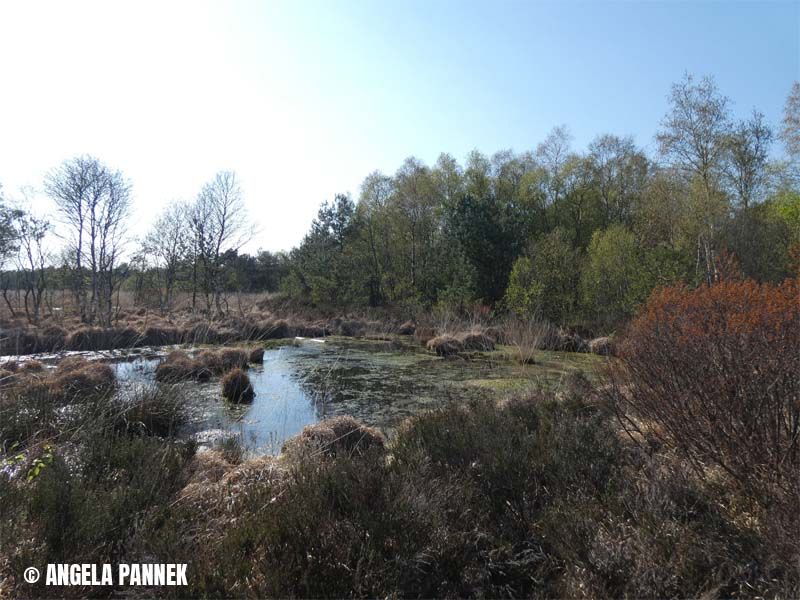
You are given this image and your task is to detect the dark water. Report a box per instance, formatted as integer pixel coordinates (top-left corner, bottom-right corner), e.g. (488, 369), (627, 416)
(99, 336), (598, 455)
(111, 339), (478, 455)
(4, 337), (598, 456)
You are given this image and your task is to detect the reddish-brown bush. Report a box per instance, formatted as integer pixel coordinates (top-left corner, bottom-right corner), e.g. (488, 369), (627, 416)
(610, 277), (800, 504)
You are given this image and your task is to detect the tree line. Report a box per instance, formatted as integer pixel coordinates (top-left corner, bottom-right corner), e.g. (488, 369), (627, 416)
(0, 166), (280, 325)
(1, 74), (798, 331)
(284, 75), (800, 330)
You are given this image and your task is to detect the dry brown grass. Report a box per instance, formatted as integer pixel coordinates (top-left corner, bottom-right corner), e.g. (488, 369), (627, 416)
(426, 334), (464, 357)
(248, 347), (265, 363)
(282, 416), (385, 459)
(456, 330), (496, 351)
(51, 357), (116, 401)
(398, 320), (416, 335)
(154, 347), (259, 383)
(154, 351), (207, 383)
(0, 355), (116, 402)
(221, 368), (255, 403)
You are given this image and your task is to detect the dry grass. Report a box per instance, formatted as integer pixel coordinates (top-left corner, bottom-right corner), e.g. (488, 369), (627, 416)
(221, 368), (254, 403)
(282, 416), (385, 459)
(426, 334), (464, 357)
(248, 347), (265, 363)
(154, 347), (260, 384)
(456, 330), (496, 351)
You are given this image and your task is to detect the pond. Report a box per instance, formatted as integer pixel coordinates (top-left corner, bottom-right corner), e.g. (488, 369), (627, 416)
(19, 337), (600, 456)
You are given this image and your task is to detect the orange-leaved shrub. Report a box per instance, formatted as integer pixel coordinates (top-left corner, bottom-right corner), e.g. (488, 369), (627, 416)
(610, 277), (800, 505)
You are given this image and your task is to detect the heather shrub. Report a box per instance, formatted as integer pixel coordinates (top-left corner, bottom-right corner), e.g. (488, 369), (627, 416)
(0, 380), (195, 597)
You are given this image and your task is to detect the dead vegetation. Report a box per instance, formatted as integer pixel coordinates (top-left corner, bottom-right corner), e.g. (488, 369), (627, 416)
(282, 416), (385, 459)
(154, 347), (257, 383)
(0, 355), (115, 402)
(221, 368), (255, 403)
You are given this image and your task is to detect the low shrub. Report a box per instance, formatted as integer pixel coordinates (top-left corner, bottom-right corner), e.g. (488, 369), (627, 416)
(221, 368), (254, 403)
(610, 277), (800, 508)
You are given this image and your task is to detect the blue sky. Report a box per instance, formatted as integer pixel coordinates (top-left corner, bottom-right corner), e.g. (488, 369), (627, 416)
(0, 0), (796, 252)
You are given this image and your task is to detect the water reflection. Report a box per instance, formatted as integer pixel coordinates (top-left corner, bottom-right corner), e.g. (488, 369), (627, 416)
(109, 339), (516, 455)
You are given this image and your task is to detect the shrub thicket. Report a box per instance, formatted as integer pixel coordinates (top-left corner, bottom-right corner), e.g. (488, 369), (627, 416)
(610, 277), (800, 506)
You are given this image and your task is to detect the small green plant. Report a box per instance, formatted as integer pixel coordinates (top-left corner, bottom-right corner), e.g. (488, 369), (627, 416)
(26, 443), (54, 481)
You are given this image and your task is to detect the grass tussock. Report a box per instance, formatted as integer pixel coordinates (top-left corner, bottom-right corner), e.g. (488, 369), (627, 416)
(426, 334), (464, 357)
(282, 416), (385, 459)
(457, 329), (496, 351)
(154, 347), (256, 383)
(587, 335), (614, 355)
(1, 356), (116, 404)
(397, 320), (416, 335)
(248, 347), (265, 363)
(221, 368), (254, 403)
(50, 357), (116, 401)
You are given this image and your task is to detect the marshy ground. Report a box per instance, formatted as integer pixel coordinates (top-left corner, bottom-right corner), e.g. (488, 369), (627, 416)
(2, 334), (603, 455)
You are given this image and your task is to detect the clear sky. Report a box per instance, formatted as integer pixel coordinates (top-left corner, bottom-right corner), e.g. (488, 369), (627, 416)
(0, 0), (797, 253)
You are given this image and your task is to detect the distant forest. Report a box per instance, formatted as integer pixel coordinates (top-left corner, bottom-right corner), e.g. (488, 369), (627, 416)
(1, 74), (799, 332)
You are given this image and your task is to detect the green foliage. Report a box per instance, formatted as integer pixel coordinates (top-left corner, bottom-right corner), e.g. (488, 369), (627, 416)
(446, 193), (526, 303)
(505, 228), (579, 323)
(770, 189), (800, 240)
(581, 224), (650, 327)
